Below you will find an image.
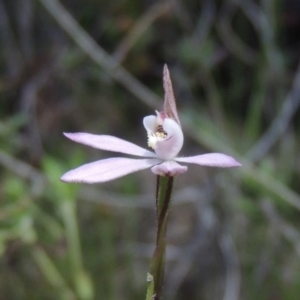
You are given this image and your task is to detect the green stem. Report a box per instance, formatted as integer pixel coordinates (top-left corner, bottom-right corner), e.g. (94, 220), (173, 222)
(146, 175), (174, 300)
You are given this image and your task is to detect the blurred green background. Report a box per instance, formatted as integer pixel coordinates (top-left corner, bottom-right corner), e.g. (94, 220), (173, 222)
(1, 0), (300, 299)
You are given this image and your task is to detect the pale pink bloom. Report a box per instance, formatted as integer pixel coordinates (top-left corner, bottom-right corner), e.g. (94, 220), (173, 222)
(61, 65), (241, 184)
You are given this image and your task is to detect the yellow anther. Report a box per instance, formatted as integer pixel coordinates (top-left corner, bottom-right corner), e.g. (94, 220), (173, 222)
(147, 129), (167, 150)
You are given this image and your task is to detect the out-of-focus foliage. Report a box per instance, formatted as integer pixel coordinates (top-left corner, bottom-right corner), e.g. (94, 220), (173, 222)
(1, 0), (300, 299)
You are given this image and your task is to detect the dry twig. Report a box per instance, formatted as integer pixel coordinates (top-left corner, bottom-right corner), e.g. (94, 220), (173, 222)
(113, 2), (171, 63)
(39, 0), (161, 109)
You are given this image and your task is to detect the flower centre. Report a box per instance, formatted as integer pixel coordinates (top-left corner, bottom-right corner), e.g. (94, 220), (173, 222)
(147, 125), (167, 150)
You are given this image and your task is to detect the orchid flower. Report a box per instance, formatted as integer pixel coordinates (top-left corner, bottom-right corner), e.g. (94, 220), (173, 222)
(61, 65), (241, 184)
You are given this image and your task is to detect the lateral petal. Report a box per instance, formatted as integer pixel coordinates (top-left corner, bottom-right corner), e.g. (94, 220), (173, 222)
(175, 153), (242, 168)
(64, 133), (156, 157)
(61, 157), (161, 184)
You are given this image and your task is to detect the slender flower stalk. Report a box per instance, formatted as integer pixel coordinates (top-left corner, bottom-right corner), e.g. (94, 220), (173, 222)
(61, 65), (241, 299)
(148, 175), (174, 300)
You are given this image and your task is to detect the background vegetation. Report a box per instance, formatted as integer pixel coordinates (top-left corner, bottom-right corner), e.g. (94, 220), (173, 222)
(1, 0), (300, 299)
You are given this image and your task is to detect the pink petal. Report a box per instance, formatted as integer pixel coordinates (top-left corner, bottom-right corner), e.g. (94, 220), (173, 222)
(175, 153), (242, 168)
(61, 157), (161, 184)
(155, 118), (184, 160)
(64, 133), (156, 157)
(143, 116), (157, 132)
(151, 161), (187, 176)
